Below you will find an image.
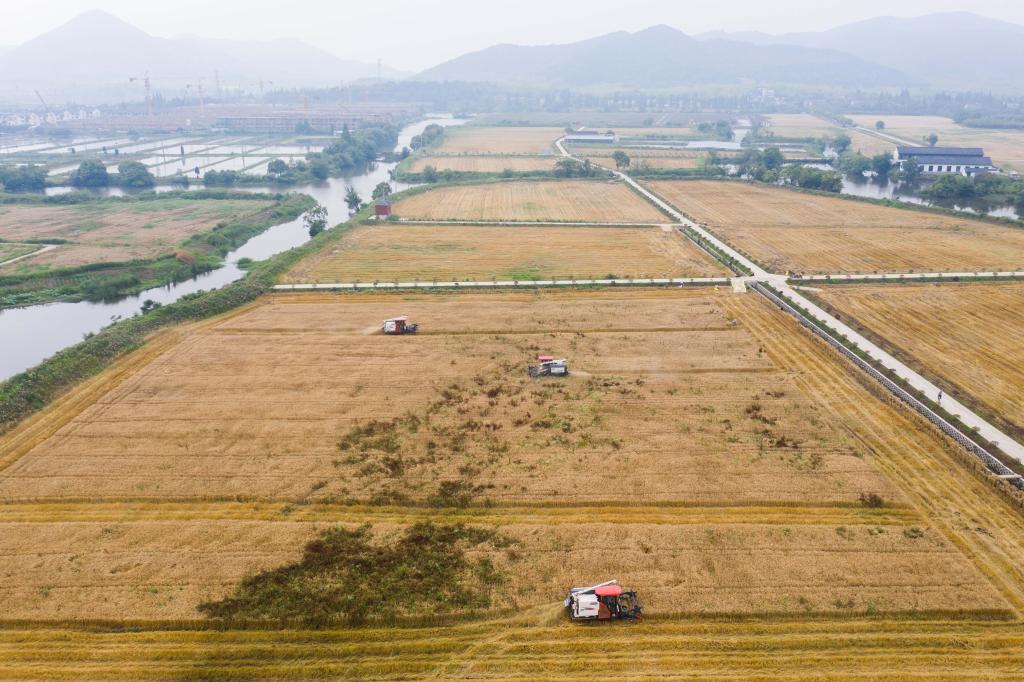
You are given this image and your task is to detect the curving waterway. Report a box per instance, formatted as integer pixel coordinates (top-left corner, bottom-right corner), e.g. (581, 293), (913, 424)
(0, 116), (466, 381)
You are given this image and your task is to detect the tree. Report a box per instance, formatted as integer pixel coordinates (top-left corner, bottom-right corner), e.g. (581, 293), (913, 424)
(70, 160), (109, 187)
(762, 147), (784, 171)
(266, 159), (288, 175)
(0, 165), (47, 192)
(422, 165), (439, 183)
(309, 159), (330, 180)
(901, 158), (922, 182)
(875, 120), (886, 131)
(871, 153), (894, 178)
(611, 150), (631, 170)
(371, 181), (392, 201)
(831, 133), (852, 155)
(344, 186), (362, 212)
(116, 161), (155, 188)
(303, 204), (328, 237)
(836, 151), (871, 179)
(925, 133), (939, 147)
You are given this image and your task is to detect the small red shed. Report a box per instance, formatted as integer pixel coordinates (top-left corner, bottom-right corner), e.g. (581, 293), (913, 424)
(374, 199), (392, 219)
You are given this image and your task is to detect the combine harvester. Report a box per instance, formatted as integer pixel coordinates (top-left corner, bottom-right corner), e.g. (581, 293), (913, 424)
(527, 355), (568, 377)
(382, 316), (418, 335)
(564, 580), (642, 621)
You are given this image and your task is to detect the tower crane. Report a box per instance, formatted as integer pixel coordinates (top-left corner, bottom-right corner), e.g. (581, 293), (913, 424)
(129, 72), (153, 116)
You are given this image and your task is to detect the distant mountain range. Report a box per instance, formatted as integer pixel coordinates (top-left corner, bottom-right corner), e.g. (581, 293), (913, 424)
(4, 9), (1024, 105)
(418, 12), (1024, 91)
(694, 12), (1024, 90)
(0, 11), (407, 103)
(415, 25), (908, 88)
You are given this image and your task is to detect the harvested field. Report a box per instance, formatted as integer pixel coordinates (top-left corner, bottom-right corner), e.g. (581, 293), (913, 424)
(407, 156), (555, 173)
(282, 224), (728, 283)
(0, 290), (893, 505)
(850, 114), (1024, 171)
(846, 129), (896, 157)
(0, 198), (274, 272)
(581, 153), (704, 170)
(648, 180), (1024, 273)
(0, 518), (999, 620)
(812, 282), (1024, 444)
(4, 620), (1024, 679)
(436, 127), (563, 154)
(764, 114), (838, 138)
(393, 180), (668, 223)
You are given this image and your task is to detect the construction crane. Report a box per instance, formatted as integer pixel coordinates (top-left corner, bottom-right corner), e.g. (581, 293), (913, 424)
(185, 80), (205, 114)
(34, 90), (55, 123)
(129, 72), (153, 116)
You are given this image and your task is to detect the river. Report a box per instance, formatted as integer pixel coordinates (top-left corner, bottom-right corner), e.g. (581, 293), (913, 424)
(0, 116), (466, 381)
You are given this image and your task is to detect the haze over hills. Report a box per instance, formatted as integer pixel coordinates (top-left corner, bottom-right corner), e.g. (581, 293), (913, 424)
(0, 10), (407, 104)
(415, 25), (908, 88)
(696, 12), (1024, 90)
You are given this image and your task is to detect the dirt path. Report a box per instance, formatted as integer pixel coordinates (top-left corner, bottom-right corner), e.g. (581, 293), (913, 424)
(0, 243), (56, 268)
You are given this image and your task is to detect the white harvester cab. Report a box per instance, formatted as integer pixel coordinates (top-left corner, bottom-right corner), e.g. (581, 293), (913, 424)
(528, 355), (568, 377)
(382, 316), (418, 335)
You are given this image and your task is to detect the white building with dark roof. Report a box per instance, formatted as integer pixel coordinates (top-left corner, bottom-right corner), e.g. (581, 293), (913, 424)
(897, 146), (997, 175)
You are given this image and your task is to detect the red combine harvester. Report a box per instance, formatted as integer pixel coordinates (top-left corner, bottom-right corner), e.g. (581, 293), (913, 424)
(527, 355), (568, 377)
(382, 316), (418, 335)
(564, 580), (642, 621)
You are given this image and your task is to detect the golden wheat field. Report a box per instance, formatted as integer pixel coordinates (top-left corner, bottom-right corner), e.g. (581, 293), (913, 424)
(435, 126), (564, 154)
(407, 155), (557, 173)
(648, 180), (1024, 273)
(282, 224), (728, 282)
(0, 290), (893, 506)
(812, 282), (1024, 445)
(4, 286), (1024, 676)
(393, 180), (668, 223)
(849, 114), (1024, 171)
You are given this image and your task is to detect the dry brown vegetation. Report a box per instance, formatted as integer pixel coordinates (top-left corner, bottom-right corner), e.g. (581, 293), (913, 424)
(812, 282), (1024, 444)
(407, 156), (556, 173)
(648, 180), (1024, 273)
(436, 127), (564, 154)
(850, 114), (1024, 171)
(393, 180), (669, 223)
(0, 198), (273, 272)
(282, 224), (728, 283)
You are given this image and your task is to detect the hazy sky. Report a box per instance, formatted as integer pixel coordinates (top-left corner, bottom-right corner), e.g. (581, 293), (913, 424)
(4, 0), (1024, 71)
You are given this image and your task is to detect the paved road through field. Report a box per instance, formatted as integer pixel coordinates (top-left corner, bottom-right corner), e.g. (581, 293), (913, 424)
(555, 136), (1024, 464)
